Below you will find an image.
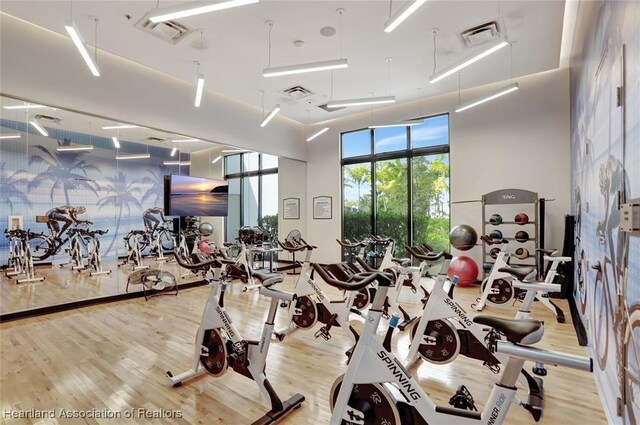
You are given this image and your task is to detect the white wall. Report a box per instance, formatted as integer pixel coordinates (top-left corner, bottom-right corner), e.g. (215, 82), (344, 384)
(306, 68), (571, 264)
(278, 158), (307, 241)
(0, 14), (307, 161)
(189, 147), (225, 248)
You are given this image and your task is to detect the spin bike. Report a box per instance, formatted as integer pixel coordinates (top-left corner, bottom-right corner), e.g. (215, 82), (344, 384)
(219, 241), (261, 291)
(318, 266), (593, 425)
(79, 229), (111, 276)
(4, 229), (45, 284)
(167, 251), (305, 424)
(119, 230), (149, 271)
(404, 252), (565, 420)
(474, 236), (568, 323)
(61, 225), (93, 271)
(273, 240), (361, 344)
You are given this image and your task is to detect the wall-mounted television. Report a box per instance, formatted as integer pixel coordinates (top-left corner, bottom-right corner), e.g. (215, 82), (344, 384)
(164, 175), (229, 217)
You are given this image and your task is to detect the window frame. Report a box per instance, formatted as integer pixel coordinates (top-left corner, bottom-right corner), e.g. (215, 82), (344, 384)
(224, 153), (278, 241)
(340, 113), (450, 254)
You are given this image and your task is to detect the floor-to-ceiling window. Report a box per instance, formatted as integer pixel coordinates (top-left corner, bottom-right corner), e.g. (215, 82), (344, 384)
(224, 153), (278, 242)
(341, 114), (450, 255)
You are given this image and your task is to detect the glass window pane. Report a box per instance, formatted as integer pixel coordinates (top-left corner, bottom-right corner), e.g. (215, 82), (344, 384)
(243, 152), (259, 172)
(374, 127), (407, 154)
(226, 178), (241, 242)
(375, 158), (408, 255)
(412, 154), (450, 251)
(225, 154), (241, 175)
(343, 164), (372, 243)
(342, 129), (371, 158)
(261, 154), (278, 169)
(411, 114), (449, 149)
(260, 174), (278, 241)
(243, 176), (259, 227)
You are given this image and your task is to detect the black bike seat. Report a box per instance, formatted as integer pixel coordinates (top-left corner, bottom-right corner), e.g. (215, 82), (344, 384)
(252, 271), (284, 287)
(473, 316), (543, 345)
(498, 266), (536, 282)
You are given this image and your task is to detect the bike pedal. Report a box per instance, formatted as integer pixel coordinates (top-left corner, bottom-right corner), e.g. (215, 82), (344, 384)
(314, 328), (332, 341)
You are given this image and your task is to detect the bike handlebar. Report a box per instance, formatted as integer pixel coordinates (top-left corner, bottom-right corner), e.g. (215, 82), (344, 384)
(311, 263), (392, 291)
(406, 246), (450, 262)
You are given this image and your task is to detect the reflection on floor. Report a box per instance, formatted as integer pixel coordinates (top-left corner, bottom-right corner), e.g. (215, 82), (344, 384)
(0, 271), (606, 424)
(0, 256), (202, 314)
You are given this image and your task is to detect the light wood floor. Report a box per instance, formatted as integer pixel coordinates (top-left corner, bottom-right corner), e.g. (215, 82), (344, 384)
(1, 258), (202, 314)
(0, 271), (606, 424)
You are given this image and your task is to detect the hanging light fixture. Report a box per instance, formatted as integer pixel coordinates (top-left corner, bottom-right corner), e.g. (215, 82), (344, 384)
(327, 96), (395, 109)
(0, 133), (21, 139)
(384, 0), (429, 33)
(163, 160), (192, 166)
(262, 12), (349, 77)
(260, 105), (281, 127)
(172, 138), (200, 143)
(211, 156), (222, 164)
(455, 43), (519, 112)
(111, 136), (121, 149)
(455, 83), (519, 112)
(194, 30), (206, 107)
(149, 0), (259, 23)
(102, 124), (139, 130)
(56, 145), (94, 152)
(3, 104), (47, 110)
(64, 4), (100, 77)
(29, 120), (48, 136)
(116, 153), (151, 160)
(307, 127), (330, 142)
(429, 38), (508, 84)
(171, 147), (178, 157)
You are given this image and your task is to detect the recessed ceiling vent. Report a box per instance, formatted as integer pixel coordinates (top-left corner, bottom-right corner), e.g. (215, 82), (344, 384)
(144, 136), (166, 142)
(279, 85), (314, 101)
(317, 103), (345, 112)
(461, 20), (503, 47)
(34, 114), (61, 124)
(135, 13), (192, 44)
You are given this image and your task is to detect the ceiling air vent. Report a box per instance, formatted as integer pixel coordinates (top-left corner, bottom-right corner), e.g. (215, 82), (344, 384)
(144, 136), (166, 142)
(135, 13), (192, 44)
(461, 20), (503, 47)
(279, 85), (314, 101)
(317, 103), (345, 112)
(34, 114), (61, 124)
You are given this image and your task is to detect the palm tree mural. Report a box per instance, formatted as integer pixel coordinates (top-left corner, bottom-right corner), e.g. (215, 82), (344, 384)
(0, 163), (32, 213)
(28, 139), (100, 204)
(141, 167), (170, 207)
(97, 171), (143, 255)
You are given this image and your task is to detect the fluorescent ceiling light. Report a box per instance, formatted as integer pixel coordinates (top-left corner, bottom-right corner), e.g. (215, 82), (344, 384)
(194, 74), (205, 107)
(56, 145), (94, 152)
(64, 20), (100, 77)
(429, 39), (509, 84)
(172, 138), (200, 143)
(455, 82), (519, 113)
(326, 96), (396, 108)
(221, 149), (248, 153)
(384, 0), (429, 33)
(112, 136), (121, 149)
(260, 105), (281, 127)
(29, 121), (48, 136)
(211, 156), (222, 164)
(171, 147), (177, 157)
(306, 127), (330, 142)
(0, 133), (21, 139)
(102, 124), (139, 130)
(163, 161), (191, 166)
(3, 104), (47, 110)
(263, 58), (348, 78)
(369, 120), (424, 129)
(148, 0), (259, 23)
(116, 153), (151, 160)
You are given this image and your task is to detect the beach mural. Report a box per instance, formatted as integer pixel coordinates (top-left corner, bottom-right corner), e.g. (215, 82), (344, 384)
(570, 1), (639, 424)
(0, 117), (190, 262)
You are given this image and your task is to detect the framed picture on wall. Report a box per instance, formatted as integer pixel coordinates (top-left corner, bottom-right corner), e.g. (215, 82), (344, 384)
(313, 196), (332, 219)
(283, 197), (300, 220)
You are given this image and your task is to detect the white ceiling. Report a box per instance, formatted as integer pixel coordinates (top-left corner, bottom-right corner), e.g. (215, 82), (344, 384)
(0, 1), (565, 124)
(0, 95), (231, 154)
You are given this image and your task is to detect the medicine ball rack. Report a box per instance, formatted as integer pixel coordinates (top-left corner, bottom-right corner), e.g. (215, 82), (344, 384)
(482, 188), (545, 276)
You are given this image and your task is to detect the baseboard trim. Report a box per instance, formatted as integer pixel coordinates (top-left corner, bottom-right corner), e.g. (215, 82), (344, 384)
(0, 279), (207, 323)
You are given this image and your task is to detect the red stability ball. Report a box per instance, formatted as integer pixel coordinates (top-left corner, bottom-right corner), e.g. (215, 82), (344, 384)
(447, 256), (479, 287)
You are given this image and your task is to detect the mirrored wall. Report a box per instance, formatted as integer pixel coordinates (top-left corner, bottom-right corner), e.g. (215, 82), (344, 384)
(0, 94), (285, 318)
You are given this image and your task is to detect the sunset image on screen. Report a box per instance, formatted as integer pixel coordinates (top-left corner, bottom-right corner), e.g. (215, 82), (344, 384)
(169, 175), (229, 216)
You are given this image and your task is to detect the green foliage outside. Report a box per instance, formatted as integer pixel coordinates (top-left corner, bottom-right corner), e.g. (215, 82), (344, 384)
(343, 154), (450, 255)
(260, 214), (278, 242)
